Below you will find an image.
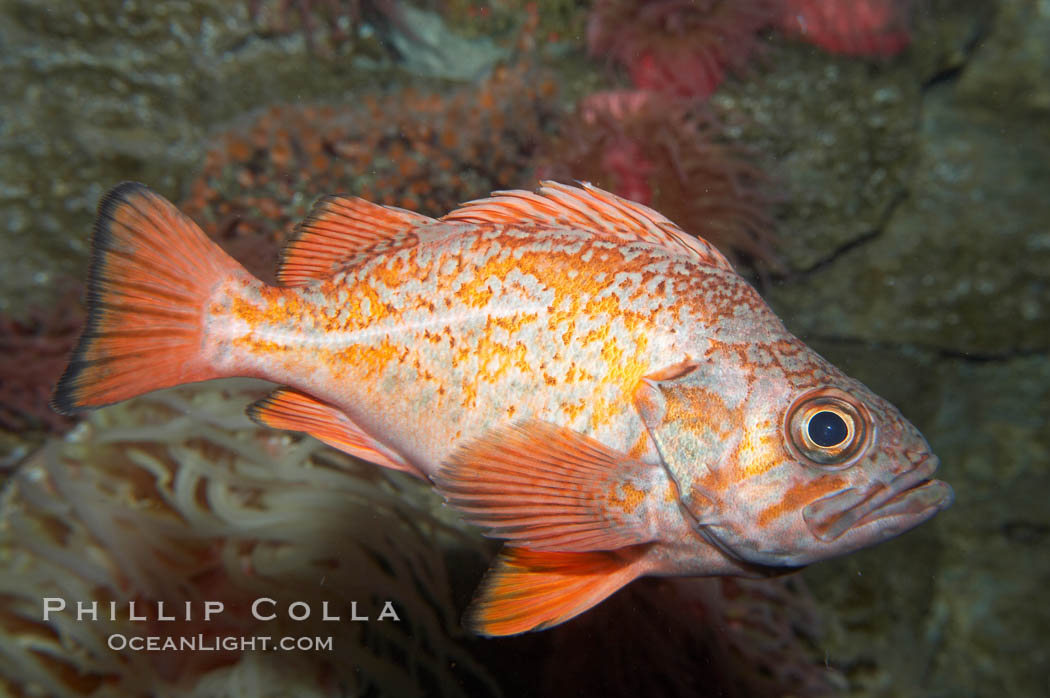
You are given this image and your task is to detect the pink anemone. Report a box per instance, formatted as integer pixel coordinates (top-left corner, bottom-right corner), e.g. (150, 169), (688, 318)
(778, 0), (913, 56)
(539, 90), (780, 271)
(587, 0), (782, 99)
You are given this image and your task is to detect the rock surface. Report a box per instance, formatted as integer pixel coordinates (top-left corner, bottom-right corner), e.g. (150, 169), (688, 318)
(769, 78), (1050, 355)
(770, 1), (1050, 695)
(0, 0), (448, 317)
(799, 343), (1050, 697)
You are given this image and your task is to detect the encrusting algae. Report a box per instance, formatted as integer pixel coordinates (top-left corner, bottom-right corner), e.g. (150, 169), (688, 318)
(181, 66), (559, 283)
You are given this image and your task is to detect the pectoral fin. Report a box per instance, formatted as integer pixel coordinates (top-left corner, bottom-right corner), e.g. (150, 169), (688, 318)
(465, 545), (651, 636)
(248, 388), (424, 478)
(434, 421), (660, 552)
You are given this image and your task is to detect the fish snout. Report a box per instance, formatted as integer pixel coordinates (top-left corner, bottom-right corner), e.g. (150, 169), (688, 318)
(802, 454), (953, 543)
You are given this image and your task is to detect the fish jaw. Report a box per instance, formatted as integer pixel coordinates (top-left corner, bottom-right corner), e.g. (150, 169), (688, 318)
(699, 451), (953, 570)
(801, 454), (954, 547)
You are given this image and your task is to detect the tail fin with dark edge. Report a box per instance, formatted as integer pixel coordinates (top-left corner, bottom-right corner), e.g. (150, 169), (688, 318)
(51, 182), (251, 415)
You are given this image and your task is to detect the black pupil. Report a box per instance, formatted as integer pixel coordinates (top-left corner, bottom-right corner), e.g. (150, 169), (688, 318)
(808, 411), (848, 447)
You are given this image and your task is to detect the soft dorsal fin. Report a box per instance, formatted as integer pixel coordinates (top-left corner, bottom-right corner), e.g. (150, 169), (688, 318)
(434, 421), (660, 552)
(247, 388), (425, 478)
(442, 181), (735, 271)
(277, 195), (435, 287)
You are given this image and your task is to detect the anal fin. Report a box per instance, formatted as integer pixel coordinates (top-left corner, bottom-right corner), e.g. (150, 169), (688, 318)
(248, 388), (423, 478)
(466, 545), (651, 636)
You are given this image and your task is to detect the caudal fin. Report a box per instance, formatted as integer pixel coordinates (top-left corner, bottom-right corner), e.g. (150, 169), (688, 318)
(51, 182), (251, 414)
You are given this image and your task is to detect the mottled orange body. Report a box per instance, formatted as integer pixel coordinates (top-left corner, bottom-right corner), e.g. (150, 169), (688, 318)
(219, 221), (715, 471)
(54, 182), (952, 636)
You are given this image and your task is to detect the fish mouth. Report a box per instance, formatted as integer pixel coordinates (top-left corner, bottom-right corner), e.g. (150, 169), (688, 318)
(803, 456), (954, 543)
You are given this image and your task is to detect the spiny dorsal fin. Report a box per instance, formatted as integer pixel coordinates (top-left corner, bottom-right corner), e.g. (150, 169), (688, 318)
(442, 181), (735, 272)
(247, 388), (424, 478)
(277, 195), (435, 287)
(434, 421), (660, 552)
(465, 545), (651, 636)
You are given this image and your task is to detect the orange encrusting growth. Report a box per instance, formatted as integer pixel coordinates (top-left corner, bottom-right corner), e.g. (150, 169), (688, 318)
(180, 66), (559, 282)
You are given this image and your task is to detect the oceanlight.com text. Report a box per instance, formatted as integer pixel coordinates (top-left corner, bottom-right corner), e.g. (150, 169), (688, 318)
(108, 633), (334, 652)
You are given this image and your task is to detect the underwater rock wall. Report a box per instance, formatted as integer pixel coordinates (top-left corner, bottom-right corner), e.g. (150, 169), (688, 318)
(0, 0), (505, 317)
(763, 1), (1050, 695)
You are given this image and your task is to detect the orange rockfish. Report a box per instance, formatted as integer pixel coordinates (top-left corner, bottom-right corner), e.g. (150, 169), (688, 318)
(53, 181), (952, 636)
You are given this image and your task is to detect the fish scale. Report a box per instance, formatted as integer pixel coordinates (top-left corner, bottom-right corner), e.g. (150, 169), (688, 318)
(52, 180), (952, 636)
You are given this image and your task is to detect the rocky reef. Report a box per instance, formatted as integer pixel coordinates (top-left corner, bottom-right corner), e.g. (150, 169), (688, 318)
(760, 1), (1050, 695)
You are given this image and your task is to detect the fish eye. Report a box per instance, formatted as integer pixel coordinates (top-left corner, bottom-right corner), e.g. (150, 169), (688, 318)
(807, 410), (848, 447)
(785, 389), (871, 468)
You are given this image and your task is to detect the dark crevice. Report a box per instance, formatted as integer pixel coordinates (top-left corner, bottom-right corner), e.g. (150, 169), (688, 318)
(920, 6), (997, 93)
(802, 334), (1049, 364)
(1001, 520), (1050, 545)
(774, 188), (909, 284)
(921, 64), (965, 92)
(772, 8), (996, 287)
